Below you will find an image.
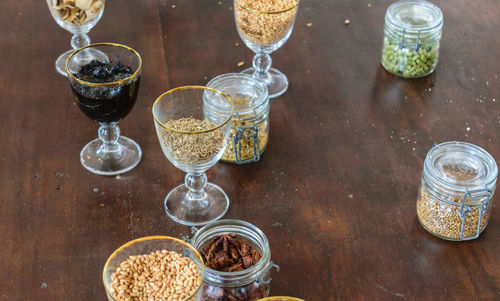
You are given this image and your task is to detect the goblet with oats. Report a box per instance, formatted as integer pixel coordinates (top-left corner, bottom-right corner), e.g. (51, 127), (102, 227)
(46, 0), (106, 76)
(234, 0), (299, 98)
(153, 86), (233, 226)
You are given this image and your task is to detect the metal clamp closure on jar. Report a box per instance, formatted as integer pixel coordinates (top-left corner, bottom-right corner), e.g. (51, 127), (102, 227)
(458, 188), (493, 240)
(233, 108), (265, 163)
(385, 21), (442, 51)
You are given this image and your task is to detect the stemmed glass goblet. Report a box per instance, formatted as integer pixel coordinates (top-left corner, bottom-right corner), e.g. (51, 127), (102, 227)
(46, 0), (106, 76)
(153, 86), (233, 226)
(66, 43), (142, 176)
(234, 0), (299, 98)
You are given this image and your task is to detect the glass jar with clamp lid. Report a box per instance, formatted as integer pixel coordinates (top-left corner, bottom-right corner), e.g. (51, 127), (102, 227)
(417, 141), (497, 241)
(205, 73), (270, 164)
(381, 0), (443, 78)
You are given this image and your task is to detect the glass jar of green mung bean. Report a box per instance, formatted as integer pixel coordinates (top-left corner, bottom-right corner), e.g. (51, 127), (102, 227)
(381, 0), (443, 78)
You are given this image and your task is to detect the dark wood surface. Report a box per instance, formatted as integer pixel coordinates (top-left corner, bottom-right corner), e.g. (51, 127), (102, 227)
(1, 0), (499, 300)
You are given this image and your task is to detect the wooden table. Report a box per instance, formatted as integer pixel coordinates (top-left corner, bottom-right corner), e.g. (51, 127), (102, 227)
(1, 0), (499, 299)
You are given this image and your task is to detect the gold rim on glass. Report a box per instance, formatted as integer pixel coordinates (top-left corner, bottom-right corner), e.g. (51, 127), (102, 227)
(234, 0), (300, 14)
(257, 297), (305, 301)
(102, 236), (205, 301)
(66, 42), (142, 87)
(152, 85), (234, 134)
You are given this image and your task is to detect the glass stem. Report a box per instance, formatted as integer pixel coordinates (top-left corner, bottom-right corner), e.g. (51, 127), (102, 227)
(97, 123), (123, 159)
(252, 52), (272, 81)
(71, 33), (91, 50)
(185, 173), (208, 201)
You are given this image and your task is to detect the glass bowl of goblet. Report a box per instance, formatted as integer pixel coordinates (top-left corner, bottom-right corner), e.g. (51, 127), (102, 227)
(66, 43), (142, 176)
(46, 0), (106, 76)
(152, 86), (233, 226)
(234, 0), (299, 98)
(103, 236), (205, 301)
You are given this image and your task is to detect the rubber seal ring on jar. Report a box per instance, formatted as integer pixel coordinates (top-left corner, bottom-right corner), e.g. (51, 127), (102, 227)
(234, 125), (261, 164)
(257, 262), (280, 285)
(458, 188), (493, 240)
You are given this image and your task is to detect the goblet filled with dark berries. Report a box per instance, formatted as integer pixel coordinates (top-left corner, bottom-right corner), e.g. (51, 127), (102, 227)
(66, 43), (142, 176)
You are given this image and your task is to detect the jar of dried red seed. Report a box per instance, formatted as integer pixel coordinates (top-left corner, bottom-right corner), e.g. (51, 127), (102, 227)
(186, 219), (279, 301)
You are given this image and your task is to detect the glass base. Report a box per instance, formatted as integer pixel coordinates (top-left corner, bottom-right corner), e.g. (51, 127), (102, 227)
(80, 136), (142, 176)
(241, 67), (289, 98)
(55, 48), (108, 77)
(164, 183), (229, 226)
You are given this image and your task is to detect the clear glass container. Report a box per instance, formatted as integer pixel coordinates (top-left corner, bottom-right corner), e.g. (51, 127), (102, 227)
(66, 43), (142, 176)
(234, 0), (299, 98)
(205, 73), (270, 164)
(417, 141), (498, 241)
(103, 236), (205, 301)
(188, 219), (279, 301)
(46, 0), (106, 76)
(153, 86), (233, 226)
(381, 0), (443, 78)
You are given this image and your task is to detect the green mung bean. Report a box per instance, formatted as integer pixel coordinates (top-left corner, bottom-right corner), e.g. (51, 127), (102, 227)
(381, 37), (439, 78)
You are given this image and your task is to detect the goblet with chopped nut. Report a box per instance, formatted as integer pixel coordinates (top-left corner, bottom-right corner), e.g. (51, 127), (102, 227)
(46, 0), (106, 76)
(153, 86), (233, 226)
(234, 0), (299, 98)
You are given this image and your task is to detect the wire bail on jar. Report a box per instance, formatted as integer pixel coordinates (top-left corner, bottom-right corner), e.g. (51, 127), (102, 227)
(398, 28), (422, 50)
(257, 263), (280, 285)
(458, 188), (493, 240)
(234, 124), (261, 163)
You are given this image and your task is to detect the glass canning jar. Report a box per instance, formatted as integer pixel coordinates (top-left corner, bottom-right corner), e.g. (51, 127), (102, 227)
(187, 219), (279, 301)
(417, 142), (498, 241)
(205, 73), (270, 164)
(381, 0), (443, 78)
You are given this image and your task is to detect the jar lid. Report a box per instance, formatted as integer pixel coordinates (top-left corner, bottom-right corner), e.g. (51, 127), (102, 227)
(424, 141), (498, 195)
(205, 73), (269, 119)
(386, 0), (443, 32)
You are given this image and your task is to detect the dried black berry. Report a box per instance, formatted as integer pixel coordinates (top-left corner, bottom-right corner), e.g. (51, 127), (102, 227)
(75, 59), (134, 83)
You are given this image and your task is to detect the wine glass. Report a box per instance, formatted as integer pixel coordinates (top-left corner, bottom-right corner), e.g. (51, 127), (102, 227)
(66, 43), (142, 176)
(234, 0), (299, 98)
(46, 0), (106, 76)
(152, 86), (233, 226)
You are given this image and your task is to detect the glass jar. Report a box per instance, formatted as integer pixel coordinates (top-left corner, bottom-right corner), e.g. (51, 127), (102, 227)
(381, 0), (443, 78)
(187, 219), (278, 301)
(417, 141), (498, 241)
(205, 73), (270, 164)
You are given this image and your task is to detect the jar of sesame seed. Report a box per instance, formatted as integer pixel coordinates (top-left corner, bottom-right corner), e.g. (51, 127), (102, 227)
(417, 141), (498, 241)
(381, 0), (443, 78)
(204, 73), (270, 164)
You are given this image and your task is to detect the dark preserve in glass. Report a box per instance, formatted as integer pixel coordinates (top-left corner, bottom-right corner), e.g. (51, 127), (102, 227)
(70, 60), (140, 123)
